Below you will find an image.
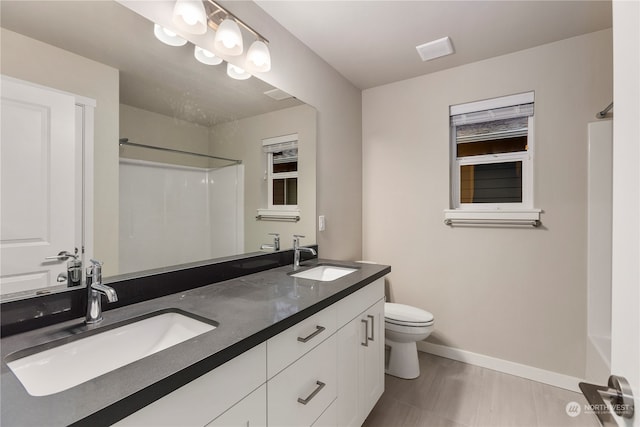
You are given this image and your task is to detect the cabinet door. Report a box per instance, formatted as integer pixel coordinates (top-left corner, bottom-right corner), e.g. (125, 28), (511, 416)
(337, 297), (385, 427)
(358, 299), (385, 422)
(207, 384), (266, 427)
(336, 317), (360, 427)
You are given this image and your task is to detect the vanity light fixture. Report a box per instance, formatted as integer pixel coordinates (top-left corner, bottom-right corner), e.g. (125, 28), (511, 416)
(194, 46), (223, 65)
(213, 18), (244, 56)
(227, 63), (251, 80)
(153, 24), (188, 47)
(245, 40), (271, 73)
(416, 36), (455, 62)
(204, 0), (270, 68)
(172, 0), (208, 35)
(152, 0), (272, 78)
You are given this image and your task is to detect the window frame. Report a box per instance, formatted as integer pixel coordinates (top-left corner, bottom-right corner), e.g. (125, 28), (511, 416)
(262, 133), (299, 213)
(266, 150), (299, 211)
(445, 91), (541, 226)
(451, 115), (535, 210)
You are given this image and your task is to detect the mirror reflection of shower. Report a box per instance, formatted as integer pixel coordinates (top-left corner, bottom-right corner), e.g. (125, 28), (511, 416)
(119, 139), (244, 274)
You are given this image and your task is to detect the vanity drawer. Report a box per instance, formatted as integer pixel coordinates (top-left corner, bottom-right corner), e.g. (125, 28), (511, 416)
(268, 334), (337, 427)
(312, 399), (337, 427)
(114, 343), (266, 427)
(335, 278), (384, 326)
(267, 305), (336, 378)
(206, 384), (266, 427)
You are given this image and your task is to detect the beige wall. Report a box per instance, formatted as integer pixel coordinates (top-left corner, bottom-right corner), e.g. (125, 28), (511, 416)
(362, 29), (613, 378)
(223, 2), (363, 260)
(1, 28), (120, 275)
(210, 104), (316, 252)
(119, 104), (210, 168)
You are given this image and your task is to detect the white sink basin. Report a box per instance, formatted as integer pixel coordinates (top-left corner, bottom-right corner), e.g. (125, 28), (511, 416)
(291, 265), (357, 282)
(6, 311), (217, 396)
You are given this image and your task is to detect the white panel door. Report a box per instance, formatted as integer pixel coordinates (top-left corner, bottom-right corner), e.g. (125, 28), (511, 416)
(0, 76), (76, 295)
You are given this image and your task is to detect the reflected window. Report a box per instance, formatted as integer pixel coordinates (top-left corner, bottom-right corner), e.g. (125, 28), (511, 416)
(263, 134), (299, 210)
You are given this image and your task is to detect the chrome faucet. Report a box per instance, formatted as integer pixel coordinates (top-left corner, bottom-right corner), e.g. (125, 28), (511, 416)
(85, 259), (118, 324)
(293, 235), (317, 270)
(260, 233), (280, 251)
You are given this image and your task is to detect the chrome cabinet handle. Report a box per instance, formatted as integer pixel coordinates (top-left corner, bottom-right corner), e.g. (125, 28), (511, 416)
(297, 381), (326, 405)
(367, 314), (375, 341)
(297, 325), (326, 343)
(361, 319), (369, 347)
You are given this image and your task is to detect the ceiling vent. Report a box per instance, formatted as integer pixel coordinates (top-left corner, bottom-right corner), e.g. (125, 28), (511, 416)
(416, 36), (455, 62)
(264, 88), (293, 101)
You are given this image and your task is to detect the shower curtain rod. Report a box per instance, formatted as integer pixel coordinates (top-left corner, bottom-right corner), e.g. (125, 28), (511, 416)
(119, 138), (242, 165)
(596, 102), (613, 119)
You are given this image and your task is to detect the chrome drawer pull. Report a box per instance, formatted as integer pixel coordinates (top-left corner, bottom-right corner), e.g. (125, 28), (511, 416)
(297, 381), (326, 405)
(297, 325), (326, 343)
(361, 319), (369, 347)
(367, 314), (375, 341)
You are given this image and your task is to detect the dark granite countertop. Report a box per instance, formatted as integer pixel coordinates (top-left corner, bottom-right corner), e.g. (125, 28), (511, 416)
(0, 259), (390, 427)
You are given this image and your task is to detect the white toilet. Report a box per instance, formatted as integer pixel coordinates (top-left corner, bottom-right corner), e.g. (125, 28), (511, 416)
(384, 302), (434, 379)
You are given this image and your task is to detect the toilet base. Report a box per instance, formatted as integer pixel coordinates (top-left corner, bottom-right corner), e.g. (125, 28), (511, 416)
(385, 339), (420, 379)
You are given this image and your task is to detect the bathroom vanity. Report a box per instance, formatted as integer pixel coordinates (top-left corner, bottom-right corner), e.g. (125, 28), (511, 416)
(0, 259), (389, 427)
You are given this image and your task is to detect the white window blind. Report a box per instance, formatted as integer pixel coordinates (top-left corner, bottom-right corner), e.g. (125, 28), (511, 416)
(455, 116), (530, 143)
(262, 133), (298, 153)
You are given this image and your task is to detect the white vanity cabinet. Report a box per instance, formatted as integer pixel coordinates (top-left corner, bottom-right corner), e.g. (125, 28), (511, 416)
(113, 278), (385, 427)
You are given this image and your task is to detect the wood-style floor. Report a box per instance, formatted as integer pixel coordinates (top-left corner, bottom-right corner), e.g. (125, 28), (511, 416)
(362, 352), (600, 427)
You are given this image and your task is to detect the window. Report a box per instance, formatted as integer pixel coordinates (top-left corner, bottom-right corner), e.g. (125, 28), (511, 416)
(263, 133), (299, 211)
(446, 92), (541, 226)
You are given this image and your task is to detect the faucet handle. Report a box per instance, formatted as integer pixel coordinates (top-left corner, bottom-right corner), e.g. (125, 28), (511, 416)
(87, 259), (103, 279)
(293, 234), (305, 247)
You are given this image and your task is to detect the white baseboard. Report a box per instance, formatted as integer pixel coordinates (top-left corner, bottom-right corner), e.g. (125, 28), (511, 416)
(417, 341), (584, 393)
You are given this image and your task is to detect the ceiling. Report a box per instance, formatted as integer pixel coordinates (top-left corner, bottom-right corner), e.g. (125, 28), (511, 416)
(256, 0), (612, 90)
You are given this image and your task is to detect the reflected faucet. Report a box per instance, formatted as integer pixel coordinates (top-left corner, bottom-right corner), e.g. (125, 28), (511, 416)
(260, 233), (280, 251)
(293, 235), (317, 270)
(85, 259), (118, 324)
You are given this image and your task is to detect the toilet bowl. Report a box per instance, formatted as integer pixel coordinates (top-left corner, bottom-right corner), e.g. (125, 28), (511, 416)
(384, 303), (434, 379)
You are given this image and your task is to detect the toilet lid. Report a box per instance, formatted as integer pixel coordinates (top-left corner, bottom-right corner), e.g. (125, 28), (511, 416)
(385, 303), (434, 325)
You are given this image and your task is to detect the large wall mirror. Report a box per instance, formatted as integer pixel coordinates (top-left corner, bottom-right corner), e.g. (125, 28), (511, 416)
(0, 0), (316, 301)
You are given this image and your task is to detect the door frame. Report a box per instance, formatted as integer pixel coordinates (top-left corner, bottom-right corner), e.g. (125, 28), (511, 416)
(611, 1), (640, 425)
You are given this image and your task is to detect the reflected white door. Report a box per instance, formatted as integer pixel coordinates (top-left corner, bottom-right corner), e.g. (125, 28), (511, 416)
(0, 76), (76, 295)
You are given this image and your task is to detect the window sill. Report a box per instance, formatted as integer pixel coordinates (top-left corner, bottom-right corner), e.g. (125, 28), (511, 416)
(443, 209), (541, 227)
(256, 209), (300, 222)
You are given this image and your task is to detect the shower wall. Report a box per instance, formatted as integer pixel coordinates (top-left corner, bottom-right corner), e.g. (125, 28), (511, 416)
(119, 159), (243, 275)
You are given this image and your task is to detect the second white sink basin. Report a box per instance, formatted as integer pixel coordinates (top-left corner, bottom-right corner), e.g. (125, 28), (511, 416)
(291, 265), (357, 282)
(6, 310), (217, 396)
